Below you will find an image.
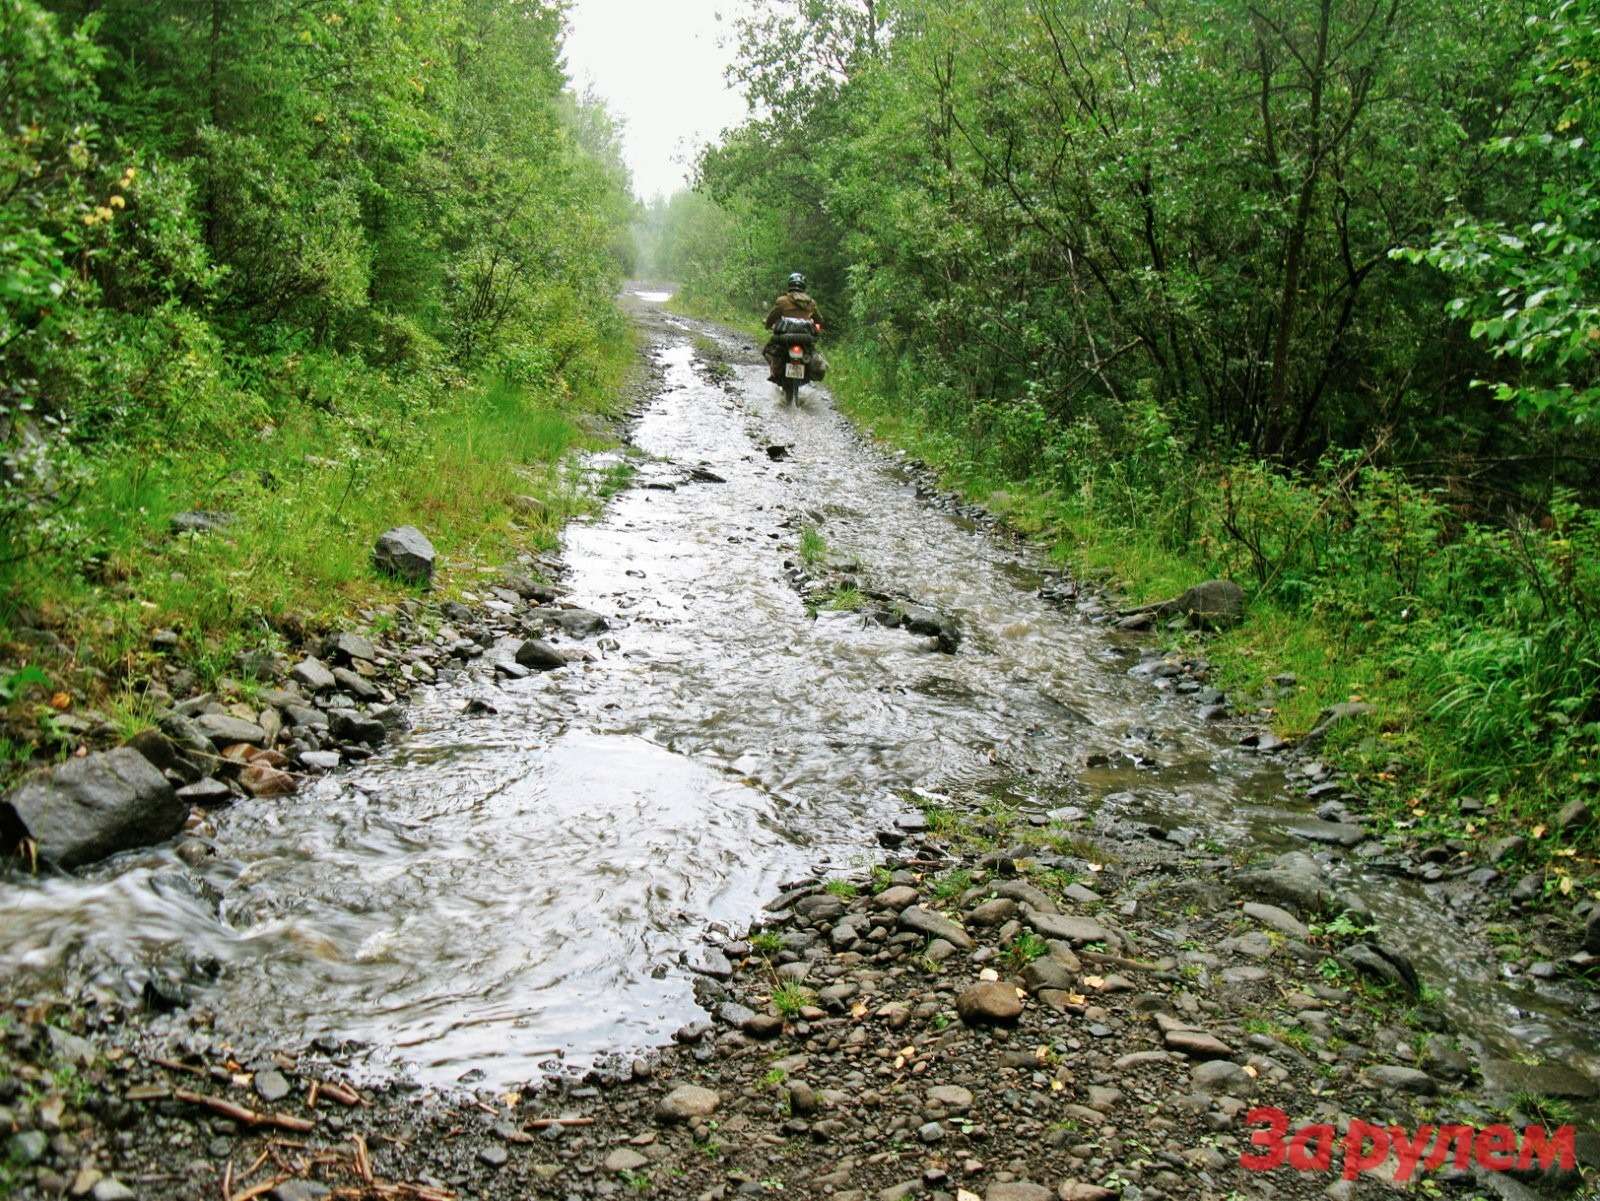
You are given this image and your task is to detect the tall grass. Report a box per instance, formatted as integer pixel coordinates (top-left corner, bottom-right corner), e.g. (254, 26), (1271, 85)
(1, 348), (628, 713)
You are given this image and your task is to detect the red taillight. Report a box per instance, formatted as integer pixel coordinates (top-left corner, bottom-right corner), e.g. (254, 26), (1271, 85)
(789, 345), (804, 358)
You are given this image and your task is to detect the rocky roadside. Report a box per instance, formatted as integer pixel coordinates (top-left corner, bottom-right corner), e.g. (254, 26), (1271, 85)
(818, 418), (1600, 981)
(4, 794), (1594, 1201)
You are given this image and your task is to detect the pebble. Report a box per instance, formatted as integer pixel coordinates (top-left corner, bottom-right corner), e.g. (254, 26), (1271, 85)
(1362, 1065), (1437, 1095)
(254, 1068), (291, 1104)
(477, 1144), (509, 1168)
(604, 1147), (650, 1173)
(955, 981), (1023, 1025)
(656, 1084), (721, 1121)
(926, 1084), (973, 1111)
(1190, 1060), (1251, 1094)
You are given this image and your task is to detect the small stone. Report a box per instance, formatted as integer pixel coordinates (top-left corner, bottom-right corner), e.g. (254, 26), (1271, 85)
(1289, 820), (1367, 847)
(926, 1084), (972, 1111)
(291, 658), (337, 692)
(515, 639), (567, 670)
(1021, 907), (1108, 945)
(328, 710), (386, 745)
(239, 763), (297, 798)
(175, 776), (232, 804)
(1362, 1065), (1436, 1095)
(1164, 1029), (1235, 1059)
(254, 1068), (291, 1103)
(956, 981), (1023, 1025)
(984, 1185), (1053, 1201)
(1242, 901), (1309, 940)
(324, 632), (376, 664)
(194, 712), (266, 746)
(657, 1084), (720, 1121)
(7, 1131), (47, 1165)
(478, 1144), (509, 1169)
(605, 1147), (650, 1173)
(91, 1180), (136, 1201)
(1557, 800), (1591, 831)
(298, 751), (340, 771)
(1022, 957), (1075, 992)
(898, 905), (974, 949)
(968, 898), (1019, 927)
(373, 525), (436, 586)
(1190, 1060), (1251, 1095)
(917, 1121), (944, 1143)
(271, 1185), (331, 1201)
(332, 667), (379, 700)
(875, 885), (918, 910)
(169, 509), (233, 536)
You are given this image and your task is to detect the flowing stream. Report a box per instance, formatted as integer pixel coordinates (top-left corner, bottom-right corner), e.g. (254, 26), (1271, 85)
(3, 295), (1596, 1099)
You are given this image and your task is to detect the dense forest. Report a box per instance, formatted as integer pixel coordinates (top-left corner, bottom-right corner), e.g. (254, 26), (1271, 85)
(639, 0), (1600, 891)
(1, 0), (634, 760)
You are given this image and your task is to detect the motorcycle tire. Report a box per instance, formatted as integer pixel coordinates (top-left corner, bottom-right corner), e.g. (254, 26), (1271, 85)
(782, 378), (801, 405)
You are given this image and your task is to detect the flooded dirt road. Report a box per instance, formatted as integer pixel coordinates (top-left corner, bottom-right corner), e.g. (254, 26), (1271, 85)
(3, 295), (1596, 1104)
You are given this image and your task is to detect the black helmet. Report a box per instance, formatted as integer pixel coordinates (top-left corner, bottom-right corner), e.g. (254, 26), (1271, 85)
(787, 272), (806, 291)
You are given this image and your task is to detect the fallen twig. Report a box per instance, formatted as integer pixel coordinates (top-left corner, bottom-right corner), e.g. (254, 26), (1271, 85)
(173, 1088), (316, 1134)
(523, 1116), (593, 1130)
(319, 1080), (364, 1107)
(229, 1175), (291, 1201)
(150, 1055), (208, 1078)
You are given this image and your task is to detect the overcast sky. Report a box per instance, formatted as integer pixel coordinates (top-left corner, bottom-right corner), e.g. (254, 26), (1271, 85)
(563, 0), (749, 201)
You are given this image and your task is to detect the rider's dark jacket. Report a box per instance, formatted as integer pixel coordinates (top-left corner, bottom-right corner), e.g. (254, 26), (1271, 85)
(764, 290), (822, 329)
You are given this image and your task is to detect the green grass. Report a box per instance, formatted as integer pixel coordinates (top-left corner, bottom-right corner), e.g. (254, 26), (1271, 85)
(798, 526), (827, 567)
(1507, 1091), (1577, 1128)
(750, 931), (783, 956)
(822, 585), (864, 611)
(929, 869), (972, 901)
(823, 879), (858, 898)
(770, 983), (812, 1018)
(0, 337), (632, 778)
(1004, 931), (1049, 969)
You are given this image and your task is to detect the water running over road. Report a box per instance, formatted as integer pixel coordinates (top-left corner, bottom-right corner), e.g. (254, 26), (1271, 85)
(3, 296), (1596, 1096)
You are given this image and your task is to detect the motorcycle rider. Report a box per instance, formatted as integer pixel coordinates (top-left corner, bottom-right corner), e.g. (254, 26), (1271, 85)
(763, 272), (823, 383)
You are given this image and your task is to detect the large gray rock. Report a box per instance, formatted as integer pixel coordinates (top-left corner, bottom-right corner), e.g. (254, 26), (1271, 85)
(1362, 1065), (1436, 1095)
(1342, 942), (1421, 996)
(195, 712), (268, 746)
(169, 509), (233, 536)
(1482, 1059), (1598, 1100)
(291, 657), (336, 692)
(372, 525), (435, 586)
(656, 1084), (720, 1121)
(1021, 906), (1109, 945)
(1232, 851), (1331, 915)
(1131, 579), (1246, 629)
(531, 607), (609, 637)
(956, 981), (1023, 1025)
(1, 748), (183, 868)
(897, 905), (974, 949)
(1305, 701), (1376, 743)
(514, 639), (567, 670)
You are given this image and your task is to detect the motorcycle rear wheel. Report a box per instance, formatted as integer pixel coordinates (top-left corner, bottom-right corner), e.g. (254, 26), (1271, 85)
(782, 378), (801, 404)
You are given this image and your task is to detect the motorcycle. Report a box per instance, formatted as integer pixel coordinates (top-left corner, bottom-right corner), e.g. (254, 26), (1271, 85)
(770, 316), (826, 404)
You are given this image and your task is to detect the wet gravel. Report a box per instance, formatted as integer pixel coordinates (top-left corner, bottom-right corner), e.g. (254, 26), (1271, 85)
(2, 297), (1597, 1201)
